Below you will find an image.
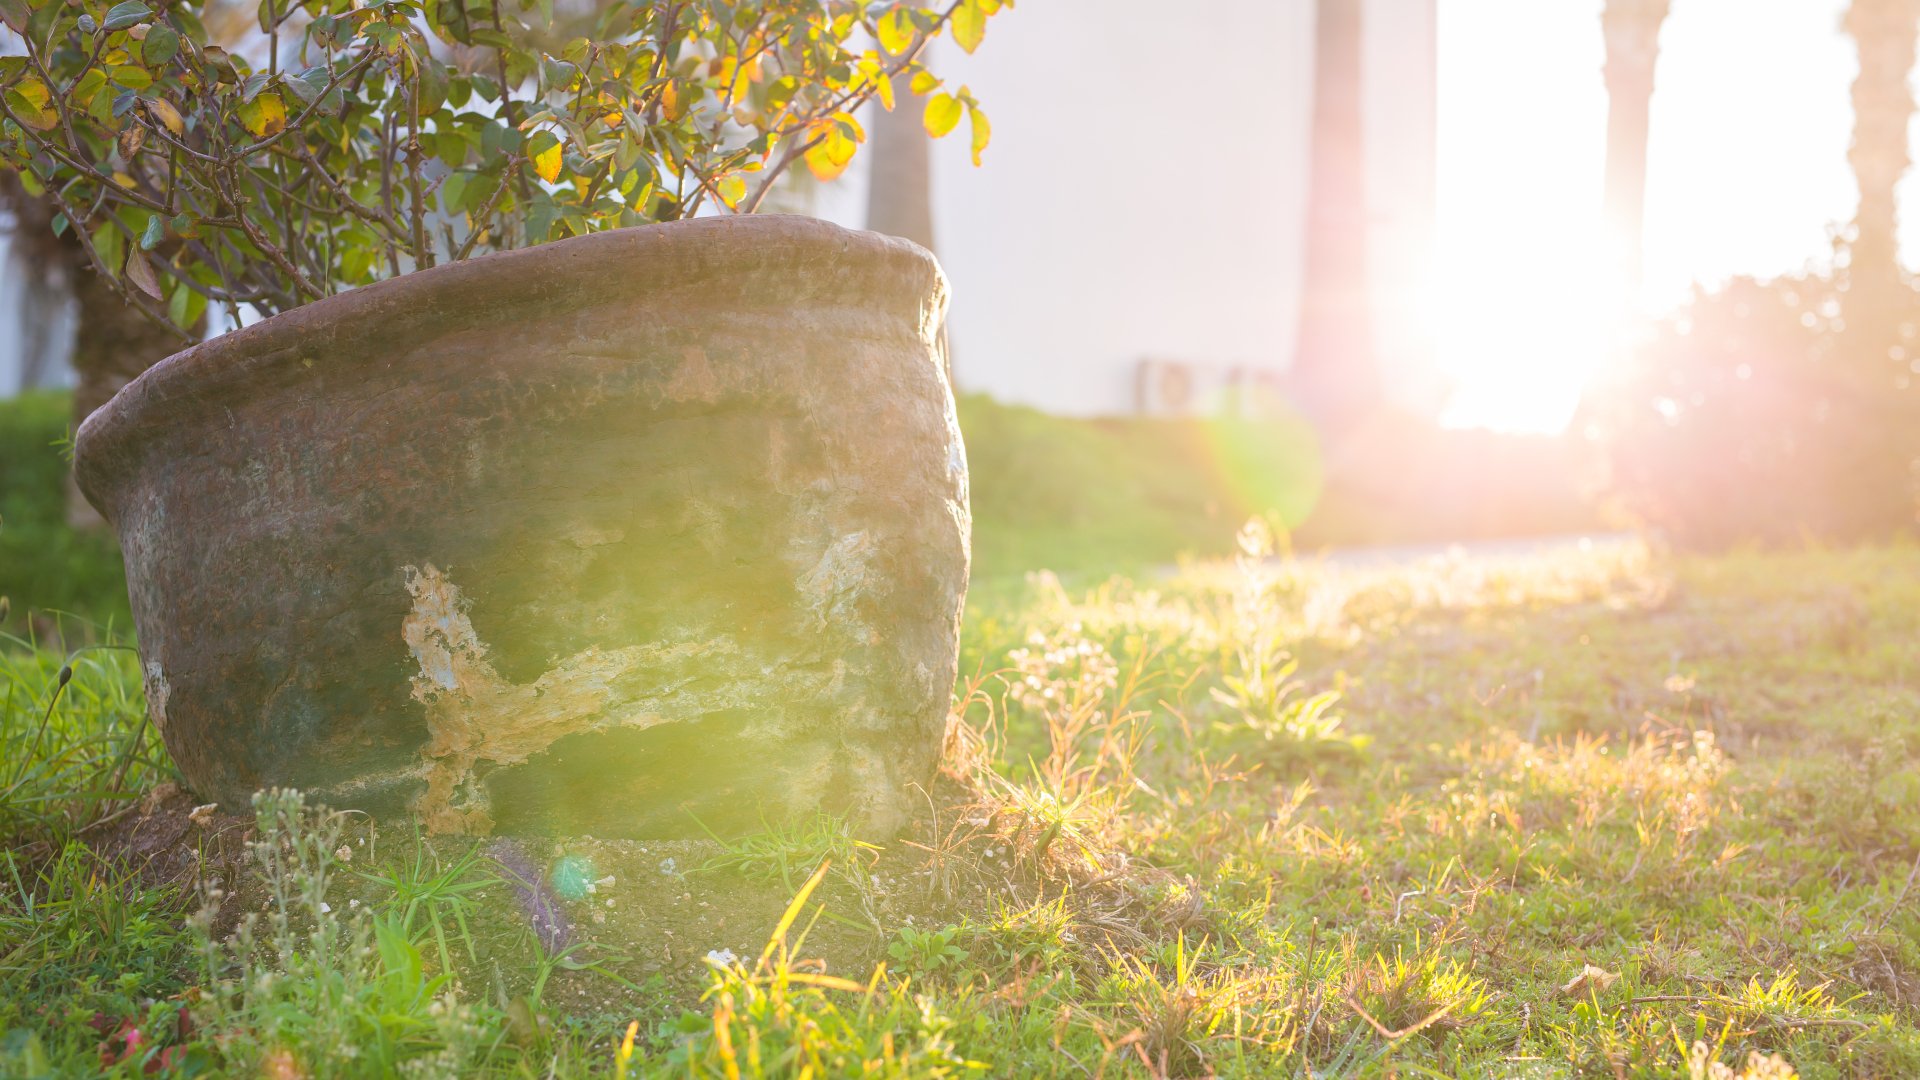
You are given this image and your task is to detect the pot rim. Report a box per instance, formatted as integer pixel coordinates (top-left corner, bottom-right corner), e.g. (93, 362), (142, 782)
(73, 215), (946, 517)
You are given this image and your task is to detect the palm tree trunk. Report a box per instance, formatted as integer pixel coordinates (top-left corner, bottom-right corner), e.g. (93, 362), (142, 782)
(1844, 0), (1920, 321)
(1291, 0), (1378, 434)
(1600, 0), (1670, 305)
(865, 75), (938, 254)
(865, 71), (948, 384)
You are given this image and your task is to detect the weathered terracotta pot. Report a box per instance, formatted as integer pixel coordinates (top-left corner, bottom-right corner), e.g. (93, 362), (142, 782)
(75, 216), (970, 838)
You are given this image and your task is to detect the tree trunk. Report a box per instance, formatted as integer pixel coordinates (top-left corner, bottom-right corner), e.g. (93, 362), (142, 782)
(1601, 0), (1670, 304)
(865, 72), (948, 385)
(65, 247), (188, 527)
(865, 76), (938, 254)
(0, 175), (187, 528)
(1843, 0), (1920, 322)
(1290, 0), (1379, 434)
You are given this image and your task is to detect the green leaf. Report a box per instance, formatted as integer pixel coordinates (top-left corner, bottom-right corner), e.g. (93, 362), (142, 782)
(139, 213), (165, 250)
(101, 1), (153, 31)
(169, 280), (206, 328)
(108, 65), (152, 90)
(141, 24), (179, 65)
(71, 68), (109, 107)
(284, 68), (327, 106)
(172, 6), (208, 45)
(93, 225), (123, 281)
(541, 55), (577, 91)
(439, 170), (469, 214)
(922, 92), (961, 138)
(526, 130), (563, 182)
(0, 0), (28, 35)
(950, 0), (986, 54)
(417, 58), (449, 116)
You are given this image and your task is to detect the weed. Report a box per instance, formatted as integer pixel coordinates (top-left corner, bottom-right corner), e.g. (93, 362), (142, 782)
(694, 812), (881, 893)
(886, 924), (970, 982)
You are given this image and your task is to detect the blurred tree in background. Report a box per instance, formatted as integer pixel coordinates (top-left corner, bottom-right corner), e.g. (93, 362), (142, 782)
(1591, 274), (1918, 547)
(1592, 0), (1920, 548)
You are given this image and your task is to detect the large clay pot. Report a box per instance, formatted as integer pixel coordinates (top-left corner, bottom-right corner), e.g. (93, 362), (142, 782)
(75, 216), (970, 838)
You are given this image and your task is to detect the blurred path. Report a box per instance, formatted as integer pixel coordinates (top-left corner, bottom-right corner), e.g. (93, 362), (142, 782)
(1299, 531), (1640, 571)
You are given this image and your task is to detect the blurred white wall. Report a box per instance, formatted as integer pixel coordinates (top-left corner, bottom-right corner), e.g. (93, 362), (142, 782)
(819, 0), (1439, 417)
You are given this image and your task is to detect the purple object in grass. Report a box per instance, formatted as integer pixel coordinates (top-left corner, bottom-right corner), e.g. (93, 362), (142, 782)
(487, 839), (572, 954)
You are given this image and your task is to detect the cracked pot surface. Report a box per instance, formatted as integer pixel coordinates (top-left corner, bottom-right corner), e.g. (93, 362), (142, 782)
(74, 215), (970, 838)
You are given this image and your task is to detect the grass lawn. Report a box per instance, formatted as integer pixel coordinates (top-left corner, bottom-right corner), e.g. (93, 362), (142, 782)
(3, 530), (1918, 1077)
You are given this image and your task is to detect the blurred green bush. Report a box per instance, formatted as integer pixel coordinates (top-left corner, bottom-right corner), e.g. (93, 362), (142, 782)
(1588, 275), (1920, 548)
(0, 391), (131, 641)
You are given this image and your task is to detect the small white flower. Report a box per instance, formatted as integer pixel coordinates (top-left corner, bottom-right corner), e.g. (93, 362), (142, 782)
(319, 902), (332, 914)
(334, 845), (353, 863)
(348, 899), (360, 910)
(703, 948), (739, 968)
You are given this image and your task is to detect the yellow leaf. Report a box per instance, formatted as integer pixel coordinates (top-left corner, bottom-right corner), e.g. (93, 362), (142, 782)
(803, 122), (856, 181)
(967, 100), (990, 165)
(112, 171), (137, 188)
(715, 175), (745, 209)
(876, 7), (913, 55)
(6, 77), (57, 131)
(950, 0), (986, 54)
(145, 97), (184, 136)
(659, 80), (682, 121)
(530, 134), (563, 182)
(922, 92), (961, 138)
(874, 68), (895, 112)
(237, 90), (286, 138)
(909, 69), (938, 95)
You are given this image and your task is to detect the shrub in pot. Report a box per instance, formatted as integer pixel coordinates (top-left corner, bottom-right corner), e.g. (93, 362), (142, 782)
(1, 0), (1006, 836)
